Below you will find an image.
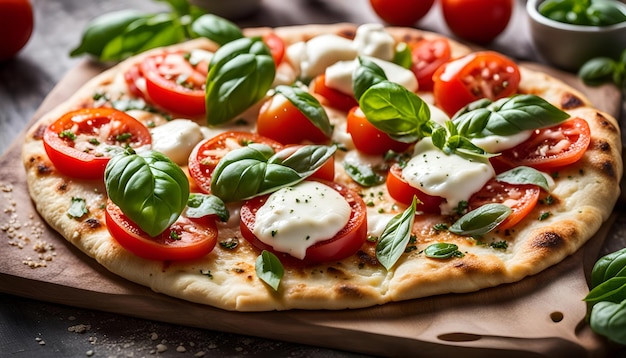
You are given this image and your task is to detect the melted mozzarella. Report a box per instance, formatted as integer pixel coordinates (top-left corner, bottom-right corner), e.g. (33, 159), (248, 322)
(471, 130), (533, 153)
(325, 56), (418, 95)
(253, 181), (351, 260)
(352, 23), (395, 62)
(285, 35), (357, 80)
(150, 119), (204, 165)
(402, 138), (495, 214)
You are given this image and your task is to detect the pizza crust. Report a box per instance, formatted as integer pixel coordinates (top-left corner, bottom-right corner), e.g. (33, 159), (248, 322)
(22, 24), (622, 311)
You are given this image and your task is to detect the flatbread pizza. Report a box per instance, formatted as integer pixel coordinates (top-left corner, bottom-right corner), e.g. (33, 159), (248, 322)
(21, 23), (622, 311)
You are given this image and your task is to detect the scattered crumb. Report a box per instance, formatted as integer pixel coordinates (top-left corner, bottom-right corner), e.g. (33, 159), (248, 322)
(156, 343), (168, 353)
(85, 349), (94, 357)
(176, 344), (186, 352)
(68, 324), (91, 333)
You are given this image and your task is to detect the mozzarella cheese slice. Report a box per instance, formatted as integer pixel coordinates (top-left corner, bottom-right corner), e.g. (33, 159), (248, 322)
(150, 119), (204, 165)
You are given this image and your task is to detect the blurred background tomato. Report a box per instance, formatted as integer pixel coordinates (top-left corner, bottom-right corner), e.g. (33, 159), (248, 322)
(441, 0), (513, 44)
(0, 0), (34, 61)
(369, 0), (435, 26)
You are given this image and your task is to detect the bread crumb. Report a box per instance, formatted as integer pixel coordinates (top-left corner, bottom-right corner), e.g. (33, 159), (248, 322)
(156, 343), (168, 353)
(176, 345), (186, 352)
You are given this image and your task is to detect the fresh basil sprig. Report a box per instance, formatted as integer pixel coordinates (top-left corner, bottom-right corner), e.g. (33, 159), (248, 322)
(376, 196), (417, 270)
(256, 250), (284, 291)
(453, 95), (570, 139)
(424, 243), (464, 259)
(539, 0), (626, 26)
(496, 166), (551, 192)
(343, 162), (386, 187)
(190, 13), (243, 46)
(185, 193), (229, 222)
(205, 37), (276, 125)
(392, 42), (413, 69)
(352, 57), (388, 101)
(210, 144), (336, 202)
(578, 50), (626, 89)
(430, 120), (493, 159)
(105, 149), (189, 237)
(274, 85), (332, 138)
(359, 81), (431, 143)
(585, 247), (626, 345)
(449, 203), (511, 237)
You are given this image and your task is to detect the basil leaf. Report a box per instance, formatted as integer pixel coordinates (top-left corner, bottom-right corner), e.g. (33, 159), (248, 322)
(205, 37), (275, 125)
(393, 42), (412, 69)
(190, 14), (243, 46)
(454, 95), (570, 139)
(158, 0), (193, 17)
(591, 248), (626, 288)
(424, 243), (463, 259)
(449, 203), (511, 237)
(353, 56), (388, 101)
(186, 193), (229, 222)
(584, 276), (626, 304)
(376, 197), (417, 270)
(105, 150), (189, 237)
(67, 197), (88, 219)
(269, 145), (336, 177)
(496, 166), (550, 191)
(274, 85), (332, 138)
(344, 162), (385, 187)
(359, 81), (431, 143)
(578, 57), (617, 86)
(210, 144), (335, 202)
(70, 10), (149, 58)
(101, 13), (186, 61)
(589, 300), (626, 345)
(587, 1), (626, 26)
(256, 250), (284, 291)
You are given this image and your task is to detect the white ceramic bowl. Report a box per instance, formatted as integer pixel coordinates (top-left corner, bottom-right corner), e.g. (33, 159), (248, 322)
(526, 0), (626, 71)
(190, 0), (262, 20)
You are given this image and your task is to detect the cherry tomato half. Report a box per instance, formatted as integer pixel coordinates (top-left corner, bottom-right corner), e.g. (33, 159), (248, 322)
(369, 0), (435, 26)
(433, 51), (521, 117)
(257, 93), (331, 145)
(141, 51), (208, 116)
(42, 108), (152, 180)
(188, 131), (283, 193)
(311, 74), (358, 112)
(409, 38), (452, 92)
(105, 200), (218, 261)
(346, 106), (411, 156)
(496, 117), (591, 171)
(263, 32), (285, 65)
(468, 179), (540, 230)
(0, 0), (33, 61)
(386, 164), (444, 214)
(441, 0), (513, 44)
(239, 180), (368, 265)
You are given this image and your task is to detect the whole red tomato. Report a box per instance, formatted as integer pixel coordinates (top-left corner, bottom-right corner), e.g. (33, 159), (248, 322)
(0, 0), (34, 61)
(441, 0), (513, 44)
(370, 0), (435, 26)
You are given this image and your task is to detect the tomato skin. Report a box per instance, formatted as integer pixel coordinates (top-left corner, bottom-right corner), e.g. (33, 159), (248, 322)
(496, 118), (591, 171)
(141, 51), (207, 116)
(257, 93), (330, 145)
(468, 179), (540, 230)
(409, 38), (452, 92)
(263, 32), (285, 65)
(311, 74), (358, 112)
(42, 108), (152, 180)
(386, 164), (444, 214)
(346, 106), (411, 155)
(433, 51), (521, 116)
(105, 201), (218, 261)
(441, 0), (513, 44)
(188, 131), (283, 193)
(369, 0), (435, 26)
(0, 0), (33, 61)
(239, 180), (368, 265)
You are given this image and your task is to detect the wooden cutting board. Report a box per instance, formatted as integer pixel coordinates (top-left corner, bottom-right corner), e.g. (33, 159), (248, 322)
(0, 59), (622, 357)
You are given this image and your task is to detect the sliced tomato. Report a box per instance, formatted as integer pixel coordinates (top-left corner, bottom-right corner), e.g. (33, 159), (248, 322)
(105, 200), (218, 261)
(263, 32), (285, 65)
(256, 93), (330, 145)
(239, 180), (368, 265)
(124, 63), (147, 99)
(346, 106), (411, 155)
(432, 51), (521, 116)
(42, 108), (152, 180)
(386, 164), (444, 214)
(188, 131), (283, 193)
(311, 74), (358, 112)
(409, 38), (451, 91)
(141, 51), (208, 116)
(468, 179), (540, 230)
(496, 117), (591, 171)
